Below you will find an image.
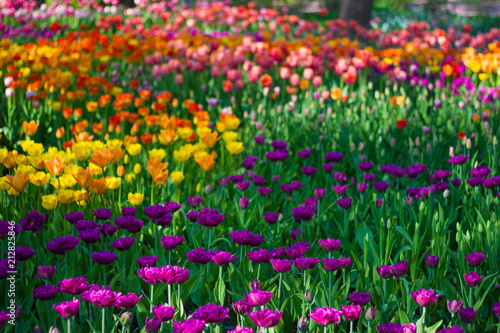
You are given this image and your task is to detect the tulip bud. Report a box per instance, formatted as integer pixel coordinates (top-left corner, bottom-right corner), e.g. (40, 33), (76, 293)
(49, 327), (61, 333)
(297, 316), (309, 332)
(494, 136), (498, 146)
(390, 138), (396, 147)
(415, 137), (420, 147)
(205, 184), (212, 194)
(449, 146), (454, 157)
(409, 138), (414, 147)
(304, 291), (313, 303)
(443, 189), (449, 199)
(478, 223), (483, 233)
(117, 166), (126, 177)
(427, 143), (431, 153)
(272, 175), (279, 183)
(124, 154), (130, 164)
(466, 138), (471, 149)
(55, 127), (65, 139)
(34, 325), (43, 333)
(115, 124), (123, 134)
(365, 307), (376, 321)
(239, 198), (249, 210)
(120, 312), (133, 326)
(133, 163), (141, 175)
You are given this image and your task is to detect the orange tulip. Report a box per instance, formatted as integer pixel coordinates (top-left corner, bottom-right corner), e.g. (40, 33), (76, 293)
(330, 87), (341, 100)
(110, 148), (125, 164)
(201, 131), (220, 148)
(89, 149), (115, 168)
(88, 177), (108, 196)
(73, 168), (94, 189)
(44, 156), (66, 176)
(23, 120), (39, 136)
(6, 172), (29, 192)
(147, 157), (169, 185)
(195, 154), (215, 172)
(260, 74), (273, 88)
(389, 96), (405, 106)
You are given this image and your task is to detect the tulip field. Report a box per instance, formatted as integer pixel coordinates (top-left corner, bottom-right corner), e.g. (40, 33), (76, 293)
(1, 0), (500, 332)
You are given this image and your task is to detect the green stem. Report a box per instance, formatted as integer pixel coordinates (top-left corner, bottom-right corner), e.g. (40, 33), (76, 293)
(67, 318), (71, 333)
(150, 284), (154, 312)
(101, 308), (105, 333)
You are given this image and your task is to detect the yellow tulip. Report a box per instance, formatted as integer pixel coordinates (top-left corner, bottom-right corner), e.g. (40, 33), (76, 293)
(126, 143), (142, 156)
(128, 192), (144, 206)
(106, 177), (121, 190)
(178, 127), (194, 140)
(6, 172), (29, 192)
(134, 163), (142, 175)
(73, 142), (92, 162)
(29, 171), (50, 186)
(226, 141), (244, 155)
(125, 173), (136, 183)
(0, 177), (11, 191)
(222, 131), (238, 143)
(58, 189), (75, 204)
(171, 171), (185, 185)
(60, 174), (77, 188)
(42, 194), (58, 210)
(216, 122), (226, 132)
(173, 149), (190, 162)
(149, 149), (166, 160)
(0, 149), (8, 164)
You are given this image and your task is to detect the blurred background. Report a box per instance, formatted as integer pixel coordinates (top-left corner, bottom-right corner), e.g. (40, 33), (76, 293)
(227, 0), (500, 31)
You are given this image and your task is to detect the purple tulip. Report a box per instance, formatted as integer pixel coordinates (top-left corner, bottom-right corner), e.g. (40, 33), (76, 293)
(137, 256), (158, 268)
(64, 212), (84, 225)
(78, 229), (102, 243)
(244, 290), (273, 307)
(32, 285), (58, 301)
(20, 209), (46, 232)
(230, 230), (264, 247)
(336, 198), (352, 209)
(392, 261), (408, 278)
(257, 187), (272, 197)
(358, 162), (373, 171)
(144, 204), (169, 221)
(161, 235), (184, 250)
(376, 265), (394, 279)
(91, 251), (118, 265)
(115, 293), (142, 310)
(93, 208), (112, 220)
(411, 289), (440, 307)
(373, 181), (390, 193)
(59, 277), (89, 295)
(99, 224), (118, 236)
(447, 300), (463, 313)
(211, 251), (238, 266)
(318, 239), (341, 252)
(233, 300), (250, 314)
(38, 266), (56, 280)
(347, 292), (370, 306)
(309, 307), (341, 326)
(186, 211), (200, 222)
(121, 207), (136, 216)
(145, 316), (161, 333)
(492, 302), (500, 319)
(46, 236), (80, 255)
(248, 308), (282, 328)
(448, 154), (469, 165)
(192, 303), (229, 324)
(297, 148), (312, 159)
(81, 286), (121, 307)
(263, 212), (280, 224)
(270, 259), (292, 273)
(291, 204), (315, 222)
(15, 245), (36, 261)
(228, 326), (253, 333)
(342, 304), (362, 321)
(465, 252), (484, 266)
(172, 318), (206, 333)
(425, 254), (440, 268)
(188, 197), (203, 208)
(464, 271), (483, 287)
(110, 237), (135, 251)
(294, 257), (320, 270)
(187, 248), (214, 264)
(53, 299), (79, 319)
(458, 307), (477, 323)
(325, 152), (344, 163)
(153, 304), (175, 322)
(197, 208), (225, 227)
(247, 249), (275, 263)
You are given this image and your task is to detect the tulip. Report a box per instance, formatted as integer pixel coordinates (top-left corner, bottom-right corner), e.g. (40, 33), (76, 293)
(309, 307), (341, 326)
(172, 318), (206, 333)
(458, 307), (477, 323)
(248, 308), (282, 328)
(411, 289), (440, 307)
(53, 299), (79, 319)
(447, 300), (464, 314)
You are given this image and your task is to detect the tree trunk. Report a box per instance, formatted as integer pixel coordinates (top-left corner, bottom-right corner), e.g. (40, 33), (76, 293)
(339, 0), (373, 27)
